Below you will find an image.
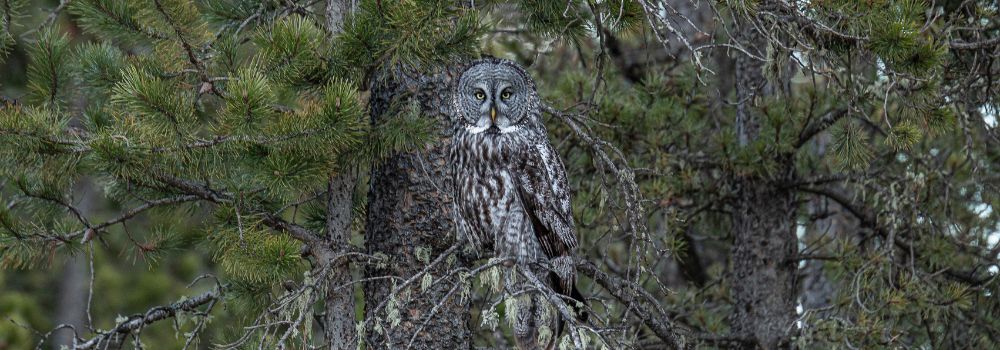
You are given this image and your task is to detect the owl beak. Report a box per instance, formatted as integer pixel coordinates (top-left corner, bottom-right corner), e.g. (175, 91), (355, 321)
(490, 107), (497, 123)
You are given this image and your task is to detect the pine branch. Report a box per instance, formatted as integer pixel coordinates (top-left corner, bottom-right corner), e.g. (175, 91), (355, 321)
(33, 0), (73, 34)
(0, 127), (89, 151)
(761, 3), (868, 43)
(575, 257), (693, 350)
(149, 121), (335, 153)
(151, 0), (209, 82)
(1, 0), (12, 34)
(796, 186), (877, 233)
(152, 173), (229, 203)
(795, 107), (849, 149)
(516, 267), (588, 349)
(20, 188), (92, 229)
(150, 173), (324, 246)
(798, 186), (995, 286)
(67, 194), (200, 243)
(542, 102), (648, 244)
(26, 29), (71, 106)
(76, 290), (220, 349)
(359, 240), (466, 334)
(70, 0), (168, 40)
(950, 36), (1000, 50)
(259, 211), (322, 247)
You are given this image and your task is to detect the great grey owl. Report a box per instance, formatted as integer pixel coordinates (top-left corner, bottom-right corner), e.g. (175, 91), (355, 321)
(449, 57), (585, 349)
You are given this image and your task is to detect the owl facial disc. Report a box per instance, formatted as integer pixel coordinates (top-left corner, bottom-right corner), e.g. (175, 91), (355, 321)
(454, 58), (538, 135)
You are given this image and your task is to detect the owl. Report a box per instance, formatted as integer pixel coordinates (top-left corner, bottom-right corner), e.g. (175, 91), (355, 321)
(449, 57), (585, 349)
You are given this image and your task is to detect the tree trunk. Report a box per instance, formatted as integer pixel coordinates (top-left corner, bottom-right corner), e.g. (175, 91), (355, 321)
(323, 170), (359, 350)
(54, 180), (100, 349)
(729, 11), (798, 349)
(325, 0), (354, 34)
(729, 178), (798, 349)
(53, 254), (88, 350)
(733, 24), (765, 147)
(322, 2), (357, 349)
(363, 68), (472, 349)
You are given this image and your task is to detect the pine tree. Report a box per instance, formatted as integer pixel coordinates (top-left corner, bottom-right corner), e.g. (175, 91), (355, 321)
(2, 0), (481, 348)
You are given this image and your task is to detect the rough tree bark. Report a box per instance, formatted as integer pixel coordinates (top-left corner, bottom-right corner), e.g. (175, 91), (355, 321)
(363, 68), (472, 348)
(733, 24), (765, 148)
(325, 0), (354, 34)
(728, 12), (799, 350)
(322, 170), (358, 350)
(322, 2), (357, 348)
(729, 178), (798, 349)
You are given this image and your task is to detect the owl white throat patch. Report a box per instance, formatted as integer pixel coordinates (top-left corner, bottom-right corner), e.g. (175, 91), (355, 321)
(464, 123), (520, 134)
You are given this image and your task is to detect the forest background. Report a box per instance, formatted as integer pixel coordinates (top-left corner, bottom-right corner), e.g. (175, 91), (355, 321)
(0, 0), (998, 349)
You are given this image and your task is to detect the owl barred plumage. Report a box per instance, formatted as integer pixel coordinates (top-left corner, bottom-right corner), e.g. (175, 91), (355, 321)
(448, 57), (585, 349)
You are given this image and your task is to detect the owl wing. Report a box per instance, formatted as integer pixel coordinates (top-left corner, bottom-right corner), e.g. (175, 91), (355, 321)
(515, 141), (577, 258)
(454, 202), (488, 256)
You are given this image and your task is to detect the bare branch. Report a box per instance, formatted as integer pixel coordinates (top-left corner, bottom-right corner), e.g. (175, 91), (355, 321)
(950, 36), (1000, 50)
(576, 258), (693, 350)
(76, 290), (220, 349)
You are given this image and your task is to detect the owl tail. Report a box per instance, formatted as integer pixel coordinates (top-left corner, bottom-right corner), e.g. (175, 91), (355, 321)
(547, 271), (589, 323)
(569, 284), (589, 323)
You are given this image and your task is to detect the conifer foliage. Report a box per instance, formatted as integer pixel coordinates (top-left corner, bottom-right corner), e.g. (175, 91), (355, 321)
(2, 0), (479, 348)
(1, 0), (998, 349)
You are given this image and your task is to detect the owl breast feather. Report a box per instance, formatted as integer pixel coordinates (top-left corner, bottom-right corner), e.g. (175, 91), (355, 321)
(450, 130), (547, 261)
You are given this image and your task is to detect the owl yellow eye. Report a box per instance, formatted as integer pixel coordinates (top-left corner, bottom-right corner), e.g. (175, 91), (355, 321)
(474, 90), (486, 100)
(500, 89), (512, 100)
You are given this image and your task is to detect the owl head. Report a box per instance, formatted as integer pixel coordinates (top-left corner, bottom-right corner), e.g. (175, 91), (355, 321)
(454, 57), (540, 135)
